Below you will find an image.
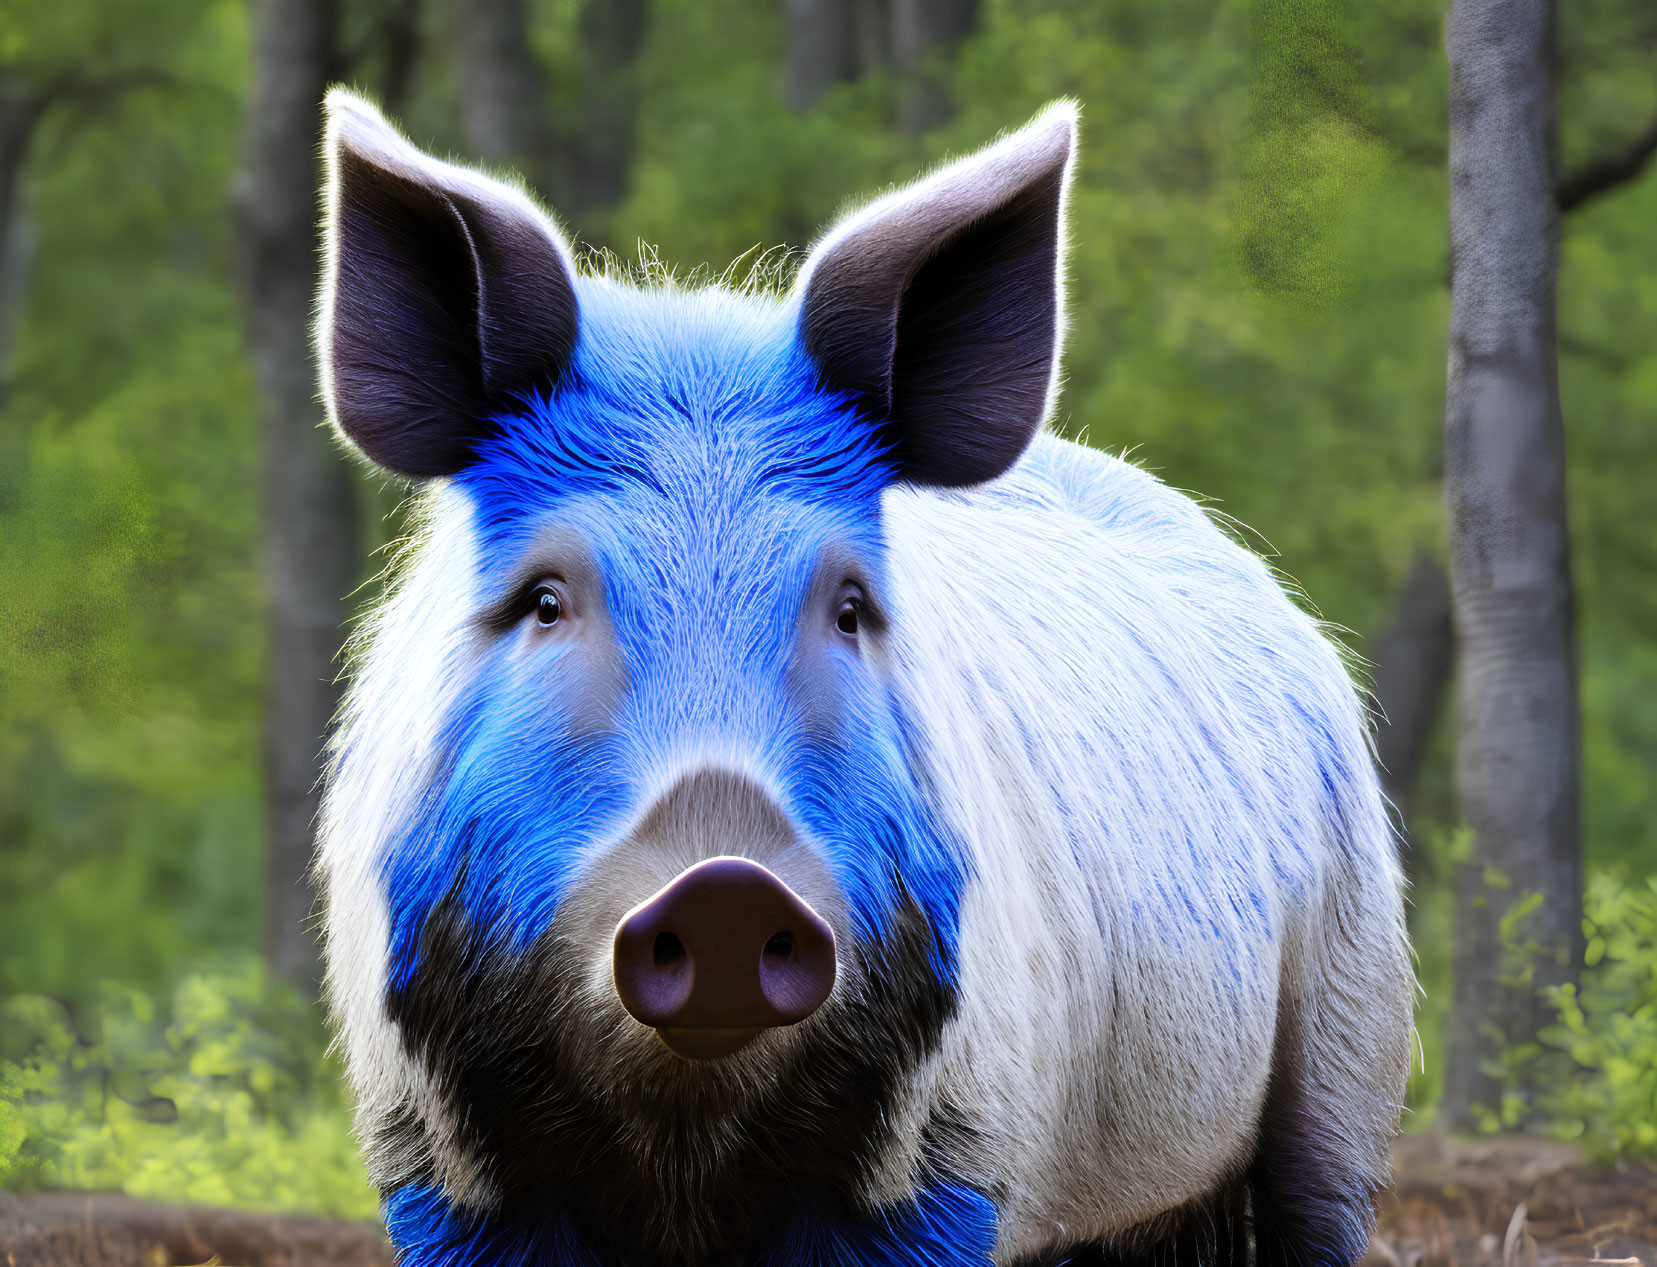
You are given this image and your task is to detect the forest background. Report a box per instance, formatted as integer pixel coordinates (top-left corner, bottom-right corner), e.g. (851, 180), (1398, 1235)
(2, 0), (1655, 1221)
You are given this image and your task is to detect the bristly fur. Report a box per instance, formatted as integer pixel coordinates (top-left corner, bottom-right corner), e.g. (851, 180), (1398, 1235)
(313, 89), (1413, 1267)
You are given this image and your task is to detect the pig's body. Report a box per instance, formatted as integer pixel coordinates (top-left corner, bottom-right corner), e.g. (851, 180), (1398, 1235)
(881, 435), (1409, 1259)
(313, 91), (1412, 1267)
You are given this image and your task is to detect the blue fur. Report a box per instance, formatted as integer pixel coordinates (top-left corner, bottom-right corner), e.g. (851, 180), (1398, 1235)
(385, 1186), (600, 1267)
(380, 277), (967, 995)
(384, 1178), (998, 1267)
(759, 1181), (999, 1267)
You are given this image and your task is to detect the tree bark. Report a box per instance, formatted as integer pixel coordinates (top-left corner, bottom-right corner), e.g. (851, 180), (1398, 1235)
(1369, 552), (1454, 879)
(233, 0), (356, 990)
(1441, 0), (1582, 1129)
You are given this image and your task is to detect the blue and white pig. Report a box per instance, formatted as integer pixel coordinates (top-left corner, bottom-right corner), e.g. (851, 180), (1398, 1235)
(314, 89), (1413, 1267)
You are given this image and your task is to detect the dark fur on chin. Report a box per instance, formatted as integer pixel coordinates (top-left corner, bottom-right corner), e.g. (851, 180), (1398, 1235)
(380, 887), (957, 1267)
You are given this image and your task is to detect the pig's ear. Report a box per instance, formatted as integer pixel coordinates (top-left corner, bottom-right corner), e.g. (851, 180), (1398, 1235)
(795, 103), (1076, 488)
(317, 89), (578, 478)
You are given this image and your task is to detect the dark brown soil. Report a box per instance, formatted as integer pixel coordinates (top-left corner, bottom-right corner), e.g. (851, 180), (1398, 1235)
(1370, 1135), (1657, 1267)
(0, 1191), (393, 1267)
(2, 1136), (1652, 1267)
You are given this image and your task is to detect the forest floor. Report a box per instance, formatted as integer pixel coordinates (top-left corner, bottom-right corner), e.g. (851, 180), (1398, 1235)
(1, 1136), (1653, 1266)
(1371, 1135), (1657, 1267)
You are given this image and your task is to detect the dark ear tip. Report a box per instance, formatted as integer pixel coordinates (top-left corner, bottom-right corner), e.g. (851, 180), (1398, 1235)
(317, 87), (577, 482)
(795, 104), (1076, 491)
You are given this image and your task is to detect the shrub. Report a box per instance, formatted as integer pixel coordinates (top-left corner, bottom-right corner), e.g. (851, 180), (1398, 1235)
(0, 958), (376, 1217)
(1539, 872), (1657, 1162)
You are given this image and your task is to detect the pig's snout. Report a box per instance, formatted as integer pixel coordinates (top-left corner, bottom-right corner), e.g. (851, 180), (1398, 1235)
(612, 856), (836, 1060)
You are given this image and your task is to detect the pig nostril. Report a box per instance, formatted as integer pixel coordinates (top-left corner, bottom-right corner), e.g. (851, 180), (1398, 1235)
(762, 930), (793, 962)
(653, 932), (686, 970)
(614, 857), (836, 1042)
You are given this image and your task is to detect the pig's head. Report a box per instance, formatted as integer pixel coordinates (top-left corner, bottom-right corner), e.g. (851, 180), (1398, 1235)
(314, 91), (1074, 1254)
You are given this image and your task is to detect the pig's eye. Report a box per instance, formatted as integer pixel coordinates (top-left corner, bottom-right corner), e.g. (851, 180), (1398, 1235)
(828, 577), (879, 644)
(532, 585), (563, 627)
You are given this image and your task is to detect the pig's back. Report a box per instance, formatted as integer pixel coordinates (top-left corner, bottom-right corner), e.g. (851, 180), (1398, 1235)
(876, 431), (1400, 1257)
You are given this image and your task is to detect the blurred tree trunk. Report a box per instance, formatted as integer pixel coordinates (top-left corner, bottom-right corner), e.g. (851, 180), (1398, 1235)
(1441, 0), (1582, 1128)
(377, 0), (425, 119)
(450, 0), (647, 232)
(890, 0), (977, 131)
(0, 69), (166, 402)
(451, 0), (562, 190)
(0, 76), (43, 400)
(570, 0), (648, 217)
(783, 0), (977, 128)
(1369, 553), (1454, 879)
(784, 0), (861, 110)
(234, 0), (356, 991)
(851, 0), (891, 80)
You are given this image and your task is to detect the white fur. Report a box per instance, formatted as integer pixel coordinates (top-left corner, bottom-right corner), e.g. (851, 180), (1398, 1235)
(316, 483), (498, 1204)
(313, 95), (1412, 1263)
(318, 436), (1412, 1261)
(870, 433), (1411, 1259)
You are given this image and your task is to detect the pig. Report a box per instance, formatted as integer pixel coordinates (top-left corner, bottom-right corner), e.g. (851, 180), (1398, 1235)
(313, 88), (1413, 1267)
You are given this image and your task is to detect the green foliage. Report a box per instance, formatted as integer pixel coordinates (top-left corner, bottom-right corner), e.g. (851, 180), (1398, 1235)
(2, 0), (1655, 1212)
(1539, 874), (1657, 1162)
(1400, 824), (1471, 1126)
(0, 959), (375, 1216)
(1468, 885), (1560, 1135)
(1454, 875), (1657, 1159)
(1, 0), (264, 1006)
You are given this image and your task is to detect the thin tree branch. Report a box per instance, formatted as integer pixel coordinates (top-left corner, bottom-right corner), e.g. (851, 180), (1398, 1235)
(1557, 111), (1657, 212)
